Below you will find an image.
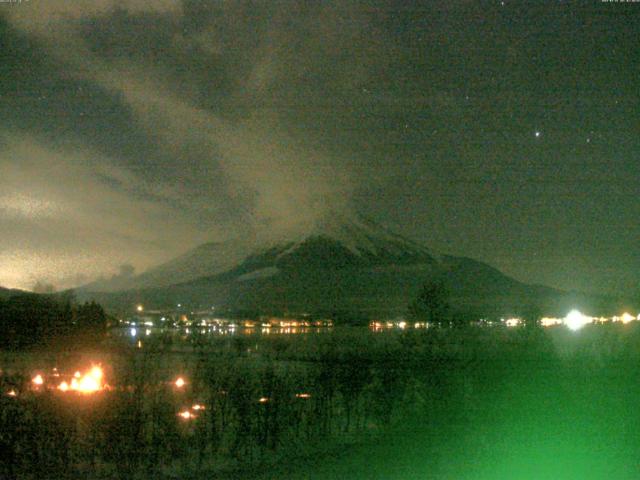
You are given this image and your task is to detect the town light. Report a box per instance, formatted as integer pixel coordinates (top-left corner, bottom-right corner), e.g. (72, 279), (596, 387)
(620, 312), (635, 324)
(175, 377), (185, 388)
(540, 317), (562, 327)
(565, 309), (589, 331)
(505, 318), (521, 328)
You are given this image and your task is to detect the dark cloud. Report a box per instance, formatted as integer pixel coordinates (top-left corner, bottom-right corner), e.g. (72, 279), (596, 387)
(1, 1), (638, 295)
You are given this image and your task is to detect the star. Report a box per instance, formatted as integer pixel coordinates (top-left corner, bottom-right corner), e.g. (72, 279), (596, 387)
(535, 131), (541, 138)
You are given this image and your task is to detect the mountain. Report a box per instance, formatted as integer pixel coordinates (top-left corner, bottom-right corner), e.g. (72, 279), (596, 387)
(83, 239), (256, 292)
(83, 214), (436, 293)
(80, 214), (631, 319)
(0, 286), (26, 300)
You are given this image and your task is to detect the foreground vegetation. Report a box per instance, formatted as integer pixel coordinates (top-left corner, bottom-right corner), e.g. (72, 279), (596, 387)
(0, 291), (107, 349)
(2, 324), (640, 479)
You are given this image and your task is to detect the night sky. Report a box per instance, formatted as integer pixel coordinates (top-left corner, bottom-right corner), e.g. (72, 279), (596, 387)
(0, 1), (638, 296)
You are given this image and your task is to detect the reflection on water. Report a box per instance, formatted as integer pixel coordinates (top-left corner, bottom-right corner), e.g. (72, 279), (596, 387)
(118, 324), (335, 339)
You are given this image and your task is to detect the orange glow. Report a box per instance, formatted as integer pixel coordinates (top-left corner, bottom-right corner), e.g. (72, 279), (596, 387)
(178, 410), (194, 420)
(175, 377), (186, 388)
(296, 393), (311, 399)
(89, 366), (103, 380)
(77, 375), (100, 393)
(32, 374), (44, 386)
(56, 366), (106, 394)
(192, 404), (205, 410)
(259, 397), (269, 403)
(7, 389), (17, 397)
(73, 366), (103, 393)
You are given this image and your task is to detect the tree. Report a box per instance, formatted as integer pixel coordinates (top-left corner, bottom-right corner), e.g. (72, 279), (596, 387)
(74, 301), (107, 341)
(408, 278), (452, 326)
(521, 303), (542, 329)
(0, 293), (107, 349)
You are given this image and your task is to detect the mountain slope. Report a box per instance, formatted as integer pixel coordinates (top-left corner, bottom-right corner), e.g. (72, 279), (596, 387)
(83, 213), (435, 293)
(0, 286), (25, 300)
(81, 215), (631, 319)
(82, 239), (257, 292)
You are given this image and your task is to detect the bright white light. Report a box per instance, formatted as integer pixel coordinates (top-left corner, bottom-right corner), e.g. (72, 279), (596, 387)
(32, 374), (44, 386)
(565, 309), (589, 331)
(620, 312), (635, 324)
(540, 317), (562, 327)
(505, 318), (521, 328)
(130, 327), (137, 337)
(175, 377), (185, 388)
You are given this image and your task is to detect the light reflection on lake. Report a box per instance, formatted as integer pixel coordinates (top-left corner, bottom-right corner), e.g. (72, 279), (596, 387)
(115, 325), (335, 339)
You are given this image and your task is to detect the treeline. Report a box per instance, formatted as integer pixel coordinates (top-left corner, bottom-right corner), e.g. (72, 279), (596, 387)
(0, 291), (108, 349)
